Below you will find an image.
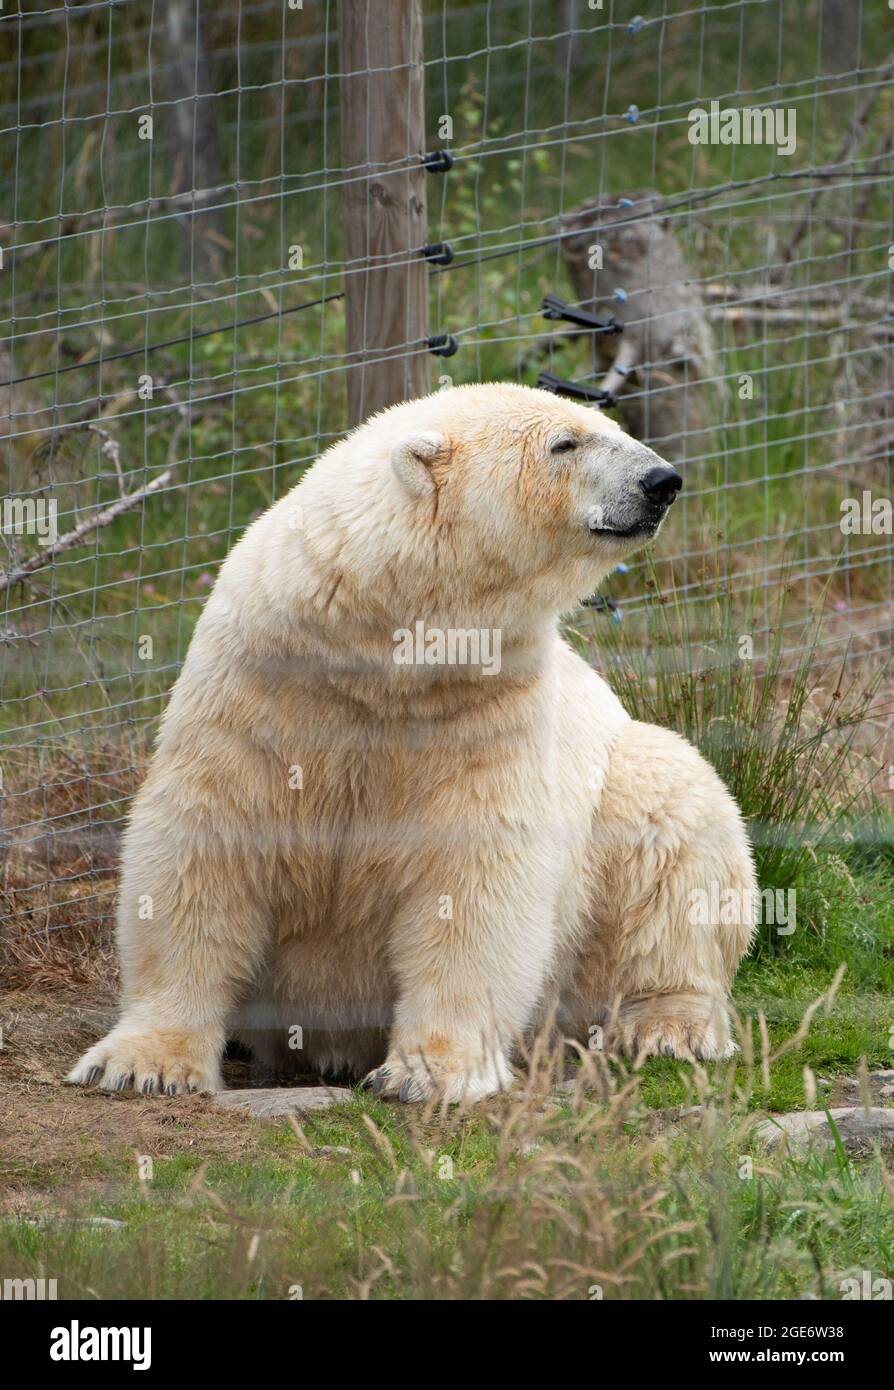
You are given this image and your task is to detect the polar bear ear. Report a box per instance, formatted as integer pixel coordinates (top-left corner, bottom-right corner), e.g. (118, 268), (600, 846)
(390, 431), (449, 498)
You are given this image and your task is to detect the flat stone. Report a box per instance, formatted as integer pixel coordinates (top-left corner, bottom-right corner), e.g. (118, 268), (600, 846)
(756, 1106), (894, 1155)
(831, 1070), (894, 1102)
(26, 1216), (127, 1230)
(212, 1086), (352, 1117)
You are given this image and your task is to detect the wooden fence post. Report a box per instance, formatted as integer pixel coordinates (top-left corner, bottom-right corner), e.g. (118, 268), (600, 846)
(338, 0), (430, 427)
(162, 0), (224, 276)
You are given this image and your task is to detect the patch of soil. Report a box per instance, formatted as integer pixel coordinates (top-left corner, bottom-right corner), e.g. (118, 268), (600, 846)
(0, 990), (292, 1217)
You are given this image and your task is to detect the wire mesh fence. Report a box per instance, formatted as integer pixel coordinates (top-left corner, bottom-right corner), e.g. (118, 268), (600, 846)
(1, 0), (892, 940)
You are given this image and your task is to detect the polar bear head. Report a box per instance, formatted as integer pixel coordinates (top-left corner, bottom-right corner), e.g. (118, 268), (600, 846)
(390, 381), (677, 538)
(301, 382), (680, 631)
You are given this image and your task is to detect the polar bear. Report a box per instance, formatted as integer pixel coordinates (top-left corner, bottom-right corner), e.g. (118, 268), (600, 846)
(67, 383), (756, 1102)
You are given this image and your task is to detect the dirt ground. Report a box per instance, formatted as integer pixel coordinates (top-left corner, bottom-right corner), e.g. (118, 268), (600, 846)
(0, 986), (280, 1217)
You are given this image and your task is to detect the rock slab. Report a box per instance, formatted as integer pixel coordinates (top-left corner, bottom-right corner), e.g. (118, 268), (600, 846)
(756, 1106), (894, 1155)
(212, 1086), (352, 1118)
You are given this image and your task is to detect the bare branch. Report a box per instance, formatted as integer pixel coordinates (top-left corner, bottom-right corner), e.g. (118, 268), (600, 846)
(0, 468), (174, 595)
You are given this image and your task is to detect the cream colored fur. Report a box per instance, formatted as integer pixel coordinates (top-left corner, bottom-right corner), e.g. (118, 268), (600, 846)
(67, 383), (756, 1102)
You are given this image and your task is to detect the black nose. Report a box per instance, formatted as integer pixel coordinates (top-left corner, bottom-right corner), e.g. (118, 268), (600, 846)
(639, 464), (683, 506)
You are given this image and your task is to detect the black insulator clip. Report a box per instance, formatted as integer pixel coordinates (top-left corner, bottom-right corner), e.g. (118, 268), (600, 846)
(422, 241), (454, 266)
(580, 592), (622, 623)
(537, 371), (616, 407)
(542, 294), (623, 335)
(580, 592), (619, 614)
(428, 333), (458, 358)
(422, 150), (454, 173)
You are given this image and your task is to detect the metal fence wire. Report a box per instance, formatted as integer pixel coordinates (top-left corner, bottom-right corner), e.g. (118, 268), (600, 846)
(1, 0), (892, 938)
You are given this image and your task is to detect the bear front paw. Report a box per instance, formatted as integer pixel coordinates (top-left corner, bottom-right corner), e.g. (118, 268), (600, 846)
(614, 992), (735, 1064)
(361, 1042), (512, 1104)
(66, 1023), (223, 1096)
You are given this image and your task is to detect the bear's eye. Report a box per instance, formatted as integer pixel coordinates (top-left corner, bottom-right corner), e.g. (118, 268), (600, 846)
(551, 437), (578, 455)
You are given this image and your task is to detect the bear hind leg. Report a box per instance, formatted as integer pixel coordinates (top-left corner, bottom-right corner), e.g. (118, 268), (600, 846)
(562, 720), (756, 1064)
